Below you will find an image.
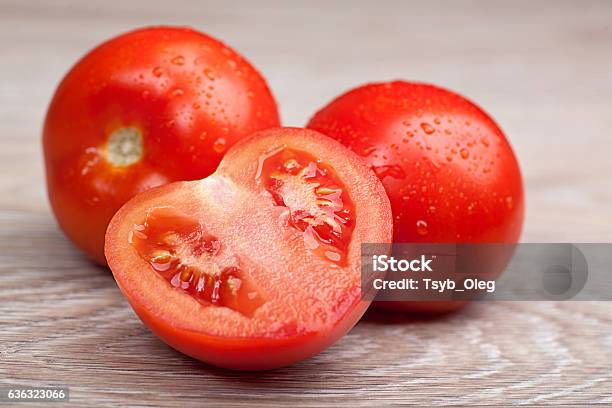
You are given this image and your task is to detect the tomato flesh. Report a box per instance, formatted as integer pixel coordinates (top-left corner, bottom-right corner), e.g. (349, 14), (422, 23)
(130, 206), (264, 317)
(258, 148), (355, 265)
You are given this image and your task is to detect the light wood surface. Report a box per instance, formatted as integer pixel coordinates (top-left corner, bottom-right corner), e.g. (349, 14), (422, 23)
(1, 0), (611, 406)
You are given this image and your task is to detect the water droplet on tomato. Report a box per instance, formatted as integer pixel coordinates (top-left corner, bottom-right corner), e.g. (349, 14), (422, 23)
(152, 67), (164, 77)
(372, 165), (406, 180)
(213, 137), (227, 153)
(420, 122), (435, 134)
(362, 145), (377, 156)
(204, 68), (216, 80)
(171, 55), (185, 66)
(169, 88), (184, 98)
(416, 220), (429, 236)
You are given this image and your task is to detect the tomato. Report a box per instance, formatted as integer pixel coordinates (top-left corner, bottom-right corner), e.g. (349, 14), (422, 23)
(105, 127), (392, 370)
(43, 26), (280, 264)
(308, 81), (524, 313)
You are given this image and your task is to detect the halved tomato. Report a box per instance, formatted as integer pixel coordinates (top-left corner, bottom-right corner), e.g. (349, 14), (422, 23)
(105, 128), (392, 370)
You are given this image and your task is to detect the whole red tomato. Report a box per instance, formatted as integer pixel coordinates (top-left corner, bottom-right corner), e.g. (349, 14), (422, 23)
(308, 81), (524, 313)
(43, 26), (280, 264)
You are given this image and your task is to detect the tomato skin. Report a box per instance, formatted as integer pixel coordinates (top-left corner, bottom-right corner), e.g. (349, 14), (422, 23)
(122, 270), (368, 370)
(105, 128), (393, 370)
(44, 26), (279, 264)
(308, 81), (524, 313)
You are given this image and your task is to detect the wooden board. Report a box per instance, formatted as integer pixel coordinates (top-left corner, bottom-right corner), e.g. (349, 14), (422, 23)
(1, 0), (611, 405)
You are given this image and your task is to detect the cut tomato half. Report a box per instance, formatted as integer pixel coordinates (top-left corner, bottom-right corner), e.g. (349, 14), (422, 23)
(105, 127), (392, 369)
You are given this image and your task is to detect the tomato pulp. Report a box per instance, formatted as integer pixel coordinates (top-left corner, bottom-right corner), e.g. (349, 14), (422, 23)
(105, 128), (393, 369)
(308, 81), (524, 313)
(44, 26), (279, 264)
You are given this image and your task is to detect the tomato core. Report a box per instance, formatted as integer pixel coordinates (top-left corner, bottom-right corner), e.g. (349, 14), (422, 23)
(129, 206), (265, 317)
(105, 126), (144, 167)
(256, 148), (355, 266)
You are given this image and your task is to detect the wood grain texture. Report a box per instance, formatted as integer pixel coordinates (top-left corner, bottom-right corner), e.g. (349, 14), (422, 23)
(1, 0), (612, 406)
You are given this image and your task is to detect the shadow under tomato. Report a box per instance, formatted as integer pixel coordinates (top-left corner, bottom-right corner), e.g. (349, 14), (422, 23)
(360, 302), (475, 325)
